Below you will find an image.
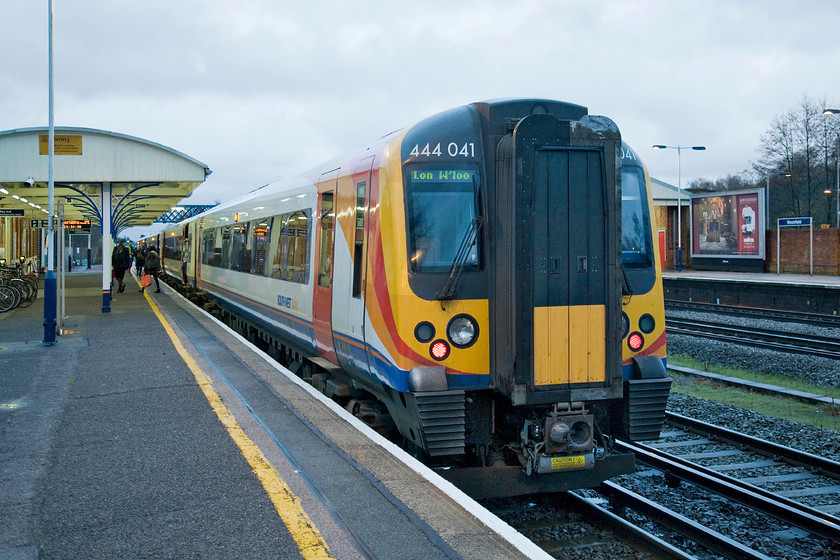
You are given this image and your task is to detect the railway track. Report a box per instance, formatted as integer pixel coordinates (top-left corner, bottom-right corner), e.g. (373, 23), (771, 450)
(665, 316), (840, 360)
(665, 300), (840, 329)
(499, 410), (840, 558)
(489, 492), (697, 559)
(607, 412), (840, 557)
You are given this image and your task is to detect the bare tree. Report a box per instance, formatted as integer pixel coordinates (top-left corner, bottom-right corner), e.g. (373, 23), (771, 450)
(753, 94), (840, 224)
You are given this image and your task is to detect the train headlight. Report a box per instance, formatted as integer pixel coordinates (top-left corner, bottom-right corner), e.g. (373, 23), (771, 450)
(447, 314), (478, 348)
(621, 312), (630, 339)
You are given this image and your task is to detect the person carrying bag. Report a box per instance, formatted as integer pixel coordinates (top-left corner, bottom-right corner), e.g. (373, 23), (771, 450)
(141, 248), (161, 293)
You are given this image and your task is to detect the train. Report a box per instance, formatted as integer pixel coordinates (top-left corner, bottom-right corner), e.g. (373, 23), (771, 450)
(144, 99), (670, 498)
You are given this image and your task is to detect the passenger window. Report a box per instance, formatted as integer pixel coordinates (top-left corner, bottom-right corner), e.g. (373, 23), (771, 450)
(318, 193), (334, 287)
(219, 225), (232, 269)
(251, 218), (271, 276)
(202, 229), (216, 266)
(286, 210), (309, 283)
(352, 181), (366, 298)
(231, 222), (248, 271)
(270, 213), (289, 279)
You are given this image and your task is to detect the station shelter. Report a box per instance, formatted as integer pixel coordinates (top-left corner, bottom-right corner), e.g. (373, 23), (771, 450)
(650, 176), (688, 270)
(0, 126), (211, 316)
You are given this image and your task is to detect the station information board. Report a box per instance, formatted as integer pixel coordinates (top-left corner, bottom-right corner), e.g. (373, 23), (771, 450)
(64, 220), (92, 233)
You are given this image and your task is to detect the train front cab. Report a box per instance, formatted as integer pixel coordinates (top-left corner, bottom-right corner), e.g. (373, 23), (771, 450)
(614, 145), (671, 442)
(416, 100), (638, 496)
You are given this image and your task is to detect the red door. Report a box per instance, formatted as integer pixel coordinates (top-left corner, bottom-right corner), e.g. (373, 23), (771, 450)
(313, 185), (338, 363)
(658, 229), (666, 270)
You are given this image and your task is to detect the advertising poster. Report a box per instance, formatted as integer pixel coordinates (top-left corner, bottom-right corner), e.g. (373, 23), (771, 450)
(691, 190), (763, 258)
(737, 193), (758, 254)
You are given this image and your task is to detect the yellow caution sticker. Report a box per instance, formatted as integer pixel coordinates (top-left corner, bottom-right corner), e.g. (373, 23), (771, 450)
(550, 455), (586, 470)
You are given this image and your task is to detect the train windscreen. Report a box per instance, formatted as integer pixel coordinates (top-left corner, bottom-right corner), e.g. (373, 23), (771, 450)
(621, 166), (653, 267)
(405, 167), (480, 272)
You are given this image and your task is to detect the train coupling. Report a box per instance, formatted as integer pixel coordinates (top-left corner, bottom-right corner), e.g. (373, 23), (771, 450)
(520, 402), (597, 476)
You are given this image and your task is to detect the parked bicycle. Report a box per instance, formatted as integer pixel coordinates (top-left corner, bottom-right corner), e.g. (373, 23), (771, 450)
(0, 263), (39, 312)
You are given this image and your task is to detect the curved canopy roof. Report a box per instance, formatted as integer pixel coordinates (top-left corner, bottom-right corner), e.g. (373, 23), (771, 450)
(0, 127), (211, 232)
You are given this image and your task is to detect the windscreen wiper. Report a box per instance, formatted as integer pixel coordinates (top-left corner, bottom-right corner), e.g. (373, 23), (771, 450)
(621, 263), (634, 301)
(437, 216), (483, 300)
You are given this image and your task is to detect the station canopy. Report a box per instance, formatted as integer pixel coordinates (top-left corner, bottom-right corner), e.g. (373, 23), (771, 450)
(0, 127), (211, 232)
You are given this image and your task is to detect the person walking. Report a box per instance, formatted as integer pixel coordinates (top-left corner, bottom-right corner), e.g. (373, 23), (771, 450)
(141, 247), (161, 293)
(111, 238), (131, 293)
(134, 244), (146, 277)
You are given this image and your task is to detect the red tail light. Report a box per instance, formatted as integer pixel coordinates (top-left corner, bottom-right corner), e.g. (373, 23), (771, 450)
(430, 340), (450, 361)
(628, 332), (644, 351)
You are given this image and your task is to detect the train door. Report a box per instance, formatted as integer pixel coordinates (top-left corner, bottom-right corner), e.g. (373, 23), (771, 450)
(531, 148), (607, 387)
(331, 157), (374, 375)
(490, 113), (622, 405)
(313, 170), (339, 363)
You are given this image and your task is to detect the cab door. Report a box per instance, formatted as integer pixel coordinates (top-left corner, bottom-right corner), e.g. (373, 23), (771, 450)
(332, 157), (374, 376)
(312, 169), (339, 363)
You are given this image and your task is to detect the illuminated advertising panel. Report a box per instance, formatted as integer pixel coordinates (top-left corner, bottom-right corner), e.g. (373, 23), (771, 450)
(690, 189), (765, 259)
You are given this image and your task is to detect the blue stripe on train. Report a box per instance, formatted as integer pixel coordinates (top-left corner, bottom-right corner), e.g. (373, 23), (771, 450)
(201, 283), (490, 392)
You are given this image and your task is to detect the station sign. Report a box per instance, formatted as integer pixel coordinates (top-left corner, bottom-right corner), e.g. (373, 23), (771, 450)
(778, 217), (812, 227)
(30, 218), (59, 229)
(38, 134), (83, 156)
(0, 209), (25, 217)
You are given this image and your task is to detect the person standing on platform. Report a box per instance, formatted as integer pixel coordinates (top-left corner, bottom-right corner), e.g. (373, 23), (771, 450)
(111, 238), (131, 293)
(141, 247), (161, 293)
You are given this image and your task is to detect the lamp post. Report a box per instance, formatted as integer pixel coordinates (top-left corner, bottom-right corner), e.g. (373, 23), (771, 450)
(823, 109), (840, 228)
(765, 171), (791, 230)
(652, 144), (706, 271)
(43, 0), (57, 345)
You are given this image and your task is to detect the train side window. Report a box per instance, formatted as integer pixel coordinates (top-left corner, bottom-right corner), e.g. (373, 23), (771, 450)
(232, 222), (249, 272)
(352, 181), (366, 298)
(287, 210), (309, 284)
(318, 193), (334, 287)
(251, 218), (271, 276)
(202, 229), (216, 266)
(270, 213), (289, 279)
(220, 225), (232, 269)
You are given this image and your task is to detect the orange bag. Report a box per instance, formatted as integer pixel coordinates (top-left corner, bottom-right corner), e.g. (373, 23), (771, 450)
(141, 274), (152, 288)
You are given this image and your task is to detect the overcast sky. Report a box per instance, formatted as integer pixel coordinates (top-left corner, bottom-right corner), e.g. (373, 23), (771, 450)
(5, 0), (840, 231)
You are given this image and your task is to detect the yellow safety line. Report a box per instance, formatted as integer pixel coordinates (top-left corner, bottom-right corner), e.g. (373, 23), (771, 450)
(142, 287), (335, 560)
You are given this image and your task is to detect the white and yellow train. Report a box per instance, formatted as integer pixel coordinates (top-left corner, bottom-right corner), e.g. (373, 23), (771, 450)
(148, 99), (670, 497)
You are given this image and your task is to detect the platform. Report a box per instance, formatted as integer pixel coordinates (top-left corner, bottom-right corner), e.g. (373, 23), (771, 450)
(0, 268), (549, 560)
(664, 269), (840, 287)
(663, 269), (840, 315)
